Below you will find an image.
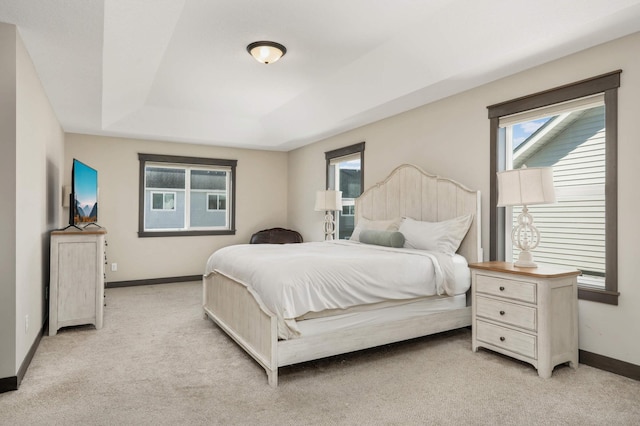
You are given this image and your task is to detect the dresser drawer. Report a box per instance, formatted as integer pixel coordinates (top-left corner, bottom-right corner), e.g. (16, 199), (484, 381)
(476, 296), (537, 331)
(476, 320), (537, 359)
(476, 274), (536, 303)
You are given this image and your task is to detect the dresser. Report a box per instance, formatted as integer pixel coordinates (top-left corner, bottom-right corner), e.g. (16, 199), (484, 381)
(470, 261), (580, 378)
(49, 228), (107, 336)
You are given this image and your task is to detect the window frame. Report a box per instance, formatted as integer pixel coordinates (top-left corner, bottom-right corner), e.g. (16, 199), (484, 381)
(325, 142), (365, 238)
(487, 70), (621, 305)
(138, 153), (237, 237)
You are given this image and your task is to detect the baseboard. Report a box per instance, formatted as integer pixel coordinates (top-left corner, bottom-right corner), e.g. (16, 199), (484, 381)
(0, 323), (44, 394)
(18, 323), (44, 385)
(580, 350), (640, 381)
(106, 274), (202, 288)
(0, 375), (18, 394)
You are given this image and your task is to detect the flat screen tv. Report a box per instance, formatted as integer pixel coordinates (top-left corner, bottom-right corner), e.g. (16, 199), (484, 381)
(69, 158), (98, 228)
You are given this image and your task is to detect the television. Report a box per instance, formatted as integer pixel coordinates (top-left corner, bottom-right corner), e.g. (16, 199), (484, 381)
(69, 158), (99, 228)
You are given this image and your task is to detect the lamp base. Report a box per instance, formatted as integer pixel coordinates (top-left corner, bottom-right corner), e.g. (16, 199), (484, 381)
(514, 250), (538, 268)
(323, 213), (336, 241)
(511, 207), (540, 268)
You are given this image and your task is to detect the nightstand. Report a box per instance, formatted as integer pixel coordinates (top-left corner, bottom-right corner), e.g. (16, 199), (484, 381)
(49, 228), (107, 336)
(470, 261), (580, 378)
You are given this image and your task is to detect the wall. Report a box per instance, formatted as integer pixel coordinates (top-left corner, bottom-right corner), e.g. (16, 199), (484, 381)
(0, 23), (64, 381)
(0, 22), (18, 381)
(65, 134), (288, 282)
(15, 29), (65, 371)
(288, 31), (640, 366)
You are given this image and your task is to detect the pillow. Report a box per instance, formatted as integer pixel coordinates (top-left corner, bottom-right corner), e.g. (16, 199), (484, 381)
(399, 215), (473, 255)
(359, 230), (405, 248)
(350, 217), (402, 242)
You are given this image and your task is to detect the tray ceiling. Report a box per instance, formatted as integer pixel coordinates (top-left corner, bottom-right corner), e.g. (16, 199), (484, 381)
(2, 0), (640, 151)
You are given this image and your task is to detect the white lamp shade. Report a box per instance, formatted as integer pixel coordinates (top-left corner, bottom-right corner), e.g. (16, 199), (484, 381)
(497, 166), (556, 207)
(247, 41), (286, 64)
(314, 190), (343, 211)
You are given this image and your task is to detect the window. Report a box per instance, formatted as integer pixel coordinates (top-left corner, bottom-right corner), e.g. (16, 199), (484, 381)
(207, 193), (226, 211)
(488, 71), (620, 305)
(325, 142), (365, 240)
(151, 192), (176, 211)
(138, 154), (237, 237)
(342, 205), (355, 216)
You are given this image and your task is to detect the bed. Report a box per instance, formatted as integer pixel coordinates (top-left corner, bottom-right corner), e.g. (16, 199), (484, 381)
(203, 164), (482, 386)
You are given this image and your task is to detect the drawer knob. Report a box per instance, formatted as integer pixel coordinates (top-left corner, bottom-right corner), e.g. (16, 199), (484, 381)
(500, 310), (505, 316)
(499, 286), (505, 291)
(500, 336), (506, 342)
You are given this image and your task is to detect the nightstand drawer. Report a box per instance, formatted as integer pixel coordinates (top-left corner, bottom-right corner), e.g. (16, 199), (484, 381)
(476, 274), (536, 303)
(476, 320), (537, 359)
(476, 296), (537, 331)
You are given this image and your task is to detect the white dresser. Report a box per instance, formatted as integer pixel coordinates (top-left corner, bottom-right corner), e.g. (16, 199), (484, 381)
(470, 261), (580, 378)
(49, 228), (106, 336)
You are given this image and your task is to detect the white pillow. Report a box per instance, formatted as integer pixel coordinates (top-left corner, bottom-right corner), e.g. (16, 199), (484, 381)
(399, 215), (473, 255)
(350, 217), (402, 242)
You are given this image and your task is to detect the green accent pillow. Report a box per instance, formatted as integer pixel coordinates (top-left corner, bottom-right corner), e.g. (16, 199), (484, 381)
(359, 230), (405, 248)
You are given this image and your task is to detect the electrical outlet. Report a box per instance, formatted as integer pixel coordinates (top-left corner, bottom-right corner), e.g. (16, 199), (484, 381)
(111, 263), (118, 272)
(25, 315), (29, 333)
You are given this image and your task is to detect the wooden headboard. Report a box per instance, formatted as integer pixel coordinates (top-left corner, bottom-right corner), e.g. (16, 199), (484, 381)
(355, 164), (482, 264)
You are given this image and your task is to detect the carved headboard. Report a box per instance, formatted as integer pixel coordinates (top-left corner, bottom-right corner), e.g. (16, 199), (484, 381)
(355, 164), (482, 264)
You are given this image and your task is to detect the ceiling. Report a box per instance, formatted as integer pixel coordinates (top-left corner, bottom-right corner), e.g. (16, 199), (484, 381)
(2, 0), (640, 151)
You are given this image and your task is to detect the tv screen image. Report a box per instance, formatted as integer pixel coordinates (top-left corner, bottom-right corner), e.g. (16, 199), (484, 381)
(71, 159), (98, 226)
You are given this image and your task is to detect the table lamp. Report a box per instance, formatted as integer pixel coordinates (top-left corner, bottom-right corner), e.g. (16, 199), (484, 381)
(314, 190), (342, 240)
(497, 166), (556, 267)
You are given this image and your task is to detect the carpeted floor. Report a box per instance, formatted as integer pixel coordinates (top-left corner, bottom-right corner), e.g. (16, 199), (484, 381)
(1, 281), (639, 425)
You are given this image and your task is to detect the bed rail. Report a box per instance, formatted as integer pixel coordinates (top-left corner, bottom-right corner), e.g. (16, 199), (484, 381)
(203, 271), (279, 386)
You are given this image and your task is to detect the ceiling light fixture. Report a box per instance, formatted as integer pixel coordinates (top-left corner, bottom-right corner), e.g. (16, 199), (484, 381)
(247, 41), (287, 64)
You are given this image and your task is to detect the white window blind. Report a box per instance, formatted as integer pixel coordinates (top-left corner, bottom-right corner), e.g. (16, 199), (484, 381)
(499, 94), (604, 127)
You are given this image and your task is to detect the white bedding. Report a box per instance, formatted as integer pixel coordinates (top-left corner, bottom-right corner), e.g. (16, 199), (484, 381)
(205, 240), (470, 339)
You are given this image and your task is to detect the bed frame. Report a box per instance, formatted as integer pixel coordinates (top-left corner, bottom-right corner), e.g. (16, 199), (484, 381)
(203, 164), (482, 386)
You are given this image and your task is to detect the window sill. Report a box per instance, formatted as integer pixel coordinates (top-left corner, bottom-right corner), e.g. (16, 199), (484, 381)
(138, 229), (236, 238)
(578, 286), (619, 305)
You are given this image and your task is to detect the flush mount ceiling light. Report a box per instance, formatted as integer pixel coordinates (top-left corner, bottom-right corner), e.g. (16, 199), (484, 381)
(247, 41), (287, 64)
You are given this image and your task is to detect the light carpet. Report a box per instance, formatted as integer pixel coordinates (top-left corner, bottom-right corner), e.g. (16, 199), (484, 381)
(1, 281), (639, 425)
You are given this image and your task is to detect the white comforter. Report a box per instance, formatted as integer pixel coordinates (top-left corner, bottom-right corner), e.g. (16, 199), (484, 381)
(205, 240), (465, 339)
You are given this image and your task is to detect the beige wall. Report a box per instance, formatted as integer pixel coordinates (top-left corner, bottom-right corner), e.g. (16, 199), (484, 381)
(0, 23), (64, 380)
(0, 23), (18, 379)
(65, 134), (288, 282)
(289, 32), (640, 366)
(15, 29), (65, 371)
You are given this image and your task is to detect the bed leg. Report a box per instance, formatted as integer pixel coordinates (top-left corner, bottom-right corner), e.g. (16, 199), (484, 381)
(267, 369), (278, 387)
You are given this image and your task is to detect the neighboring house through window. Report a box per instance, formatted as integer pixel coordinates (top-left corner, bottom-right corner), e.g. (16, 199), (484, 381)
(488, 71), (620, 305)
(138, 154), (237, 237)
(325, 142), (365, 240)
